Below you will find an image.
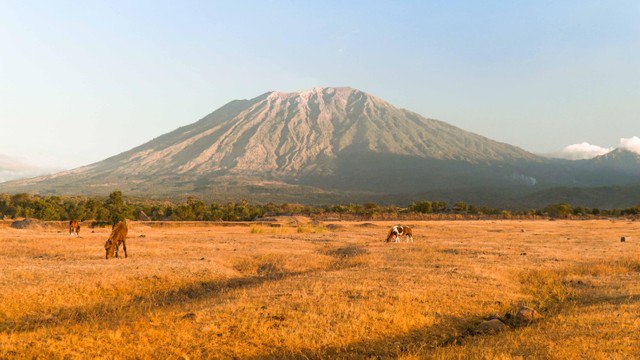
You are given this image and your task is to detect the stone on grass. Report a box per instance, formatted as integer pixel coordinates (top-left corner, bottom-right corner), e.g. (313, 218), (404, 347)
(474, 319), (507, 334)
(515, 306), (542, 324)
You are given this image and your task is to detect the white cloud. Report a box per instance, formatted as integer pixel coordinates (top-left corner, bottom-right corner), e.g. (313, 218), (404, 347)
(618, 136), (640, 154)
(551, 142), (613, 160)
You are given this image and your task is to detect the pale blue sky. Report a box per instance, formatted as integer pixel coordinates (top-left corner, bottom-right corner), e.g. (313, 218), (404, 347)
(0, 0), (638, 168)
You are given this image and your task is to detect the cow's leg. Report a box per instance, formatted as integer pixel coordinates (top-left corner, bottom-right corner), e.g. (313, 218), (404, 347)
(115, 243), (119, 258)
(122, 240), (127, 258)
(105, 248), (109, 259)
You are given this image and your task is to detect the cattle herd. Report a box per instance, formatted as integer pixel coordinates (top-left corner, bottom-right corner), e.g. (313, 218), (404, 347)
(67, 220), (414, 259)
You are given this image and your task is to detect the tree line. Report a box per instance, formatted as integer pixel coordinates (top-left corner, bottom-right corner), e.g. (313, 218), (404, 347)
(1, 191), (639, 224)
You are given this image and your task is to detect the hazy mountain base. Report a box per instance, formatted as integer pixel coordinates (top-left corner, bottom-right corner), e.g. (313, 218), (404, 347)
(1, 151), (639, 208)
(3, 170), (639, 210)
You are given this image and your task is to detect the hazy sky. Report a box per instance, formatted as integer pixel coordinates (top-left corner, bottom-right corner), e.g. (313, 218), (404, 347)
(1, 0), (638, 168)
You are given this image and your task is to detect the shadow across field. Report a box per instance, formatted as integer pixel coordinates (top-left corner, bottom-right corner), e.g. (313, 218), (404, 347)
(249, 314), (476, 359)
(249, 262), (640, 359)
(0, 270), (309, 333)
(1, 246), (367, 334)
(249, 293), (640, 359)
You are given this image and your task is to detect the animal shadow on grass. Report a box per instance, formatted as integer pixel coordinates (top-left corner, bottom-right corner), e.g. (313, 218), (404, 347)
(0, 269), (311, 333)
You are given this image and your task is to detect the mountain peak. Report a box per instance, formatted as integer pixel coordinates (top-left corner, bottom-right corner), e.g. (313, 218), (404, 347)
(266, 86), (363, 100)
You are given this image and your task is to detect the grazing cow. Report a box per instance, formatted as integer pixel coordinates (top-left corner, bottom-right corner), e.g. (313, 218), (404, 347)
(104, 220), (128, 259)
(69, 220), (80, 237)
(386, 225), (413, 243)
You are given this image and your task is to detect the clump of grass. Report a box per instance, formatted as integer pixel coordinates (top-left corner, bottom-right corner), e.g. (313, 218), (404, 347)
(250, 225), (265, 234)
(234, 254), (287, 278)
(323, 245), (368, 270)
(325, 245), (367, 259)
(250, 225), (290, 234)
(519, 268), (575, 312)
(297, 225), (325, 233)
(572, 259), (640, 276)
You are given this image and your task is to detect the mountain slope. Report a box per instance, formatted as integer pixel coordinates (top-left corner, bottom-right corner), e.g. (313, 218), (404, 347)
(584, 148), (640, 176)
(76, 87), (539, 176)
(1, 87), (638, 206)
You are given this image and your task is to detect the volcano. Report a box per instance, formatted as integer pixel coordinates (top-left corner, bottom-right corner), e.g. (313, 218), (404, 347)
(2, 87), (637, 206)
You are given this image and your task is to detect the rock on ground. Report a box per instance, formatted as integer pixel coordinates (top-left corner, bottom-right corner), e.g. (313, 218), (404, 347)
(474, 319), (508, 334)
(516, 306), (543, 324)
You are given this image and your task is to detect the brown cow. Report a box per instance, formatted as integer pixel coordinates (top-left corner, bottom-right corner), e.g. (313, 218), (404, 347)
(69, 220), (80, 237)
(386, 225), (413, 243)
(105, 220), (128, 259)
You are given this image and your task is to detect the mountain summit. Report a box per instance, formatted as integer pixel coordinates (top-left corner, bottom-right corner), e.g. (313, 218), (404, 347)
(92, 86), (538, 178)
(3, 87), (636, 205)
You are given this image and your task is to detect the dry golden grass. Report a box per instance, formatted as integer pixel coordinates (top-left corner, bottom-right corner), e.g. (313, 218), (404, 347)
(0, 220), (638, 359)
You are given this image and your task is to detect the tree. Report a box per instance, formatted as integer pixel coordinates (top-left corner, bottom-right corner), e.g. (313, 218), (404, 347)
(409, 201), (433, 214)
(454, 201), (468, 213)
(543, 203), (572, 219)
(104, 190), (129, 225)
(433, 201), (448, 213)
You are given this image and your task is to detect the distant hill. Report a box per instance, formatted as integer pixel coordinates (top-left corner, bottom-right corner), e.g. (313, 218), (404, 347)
(583, 148), (640, 176)
(1, 87), (639, 207)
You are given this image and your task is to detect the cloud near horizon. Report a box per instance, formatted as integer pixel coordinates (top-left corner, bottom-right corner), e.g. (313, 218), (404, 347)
(550, 136), (640, 160)
(618, 136), (640, 154)
(552, 142), (613, 160)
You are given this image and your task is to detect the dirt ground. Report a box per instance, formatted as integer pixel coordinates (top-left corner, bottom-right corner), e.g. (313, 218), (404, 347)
(0, 220), (639, 359)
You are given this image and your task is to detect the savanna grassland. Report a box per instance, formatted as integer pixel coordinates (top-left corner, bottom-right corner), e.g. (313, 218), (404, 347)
(0, 219), (639, 359)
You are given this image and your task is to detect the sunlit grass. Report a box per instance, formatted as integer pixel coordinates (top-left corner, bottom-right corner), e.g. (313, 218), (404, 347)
(0, 220), (638, 358)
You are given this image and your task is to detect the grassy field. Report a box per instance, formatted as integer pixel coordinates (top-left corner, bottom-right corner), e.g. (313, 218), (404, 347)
(1, 219), (639, 359)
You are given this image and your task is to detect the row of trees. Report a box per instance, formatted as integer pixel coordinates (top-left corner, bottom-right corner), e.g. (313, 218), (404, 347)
(0, 191), (638, 223)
